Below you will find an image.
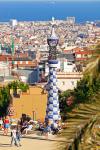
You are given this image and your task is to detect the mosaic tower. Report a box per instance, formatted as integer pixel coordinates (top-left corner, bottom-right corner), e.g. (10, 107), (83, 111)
(45, 26), (61, 125)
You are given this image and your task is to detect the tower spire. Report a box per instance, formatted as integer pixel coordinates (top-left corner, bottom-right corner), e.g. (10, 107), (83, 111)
(51, 26), (58, 40)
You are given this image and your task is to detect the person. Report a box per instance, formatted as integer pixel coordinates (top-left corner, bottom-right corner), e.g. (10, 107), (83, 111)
(39, 122), (44, 135)
(51, 121), (59, 135)
(23, 122), (33, 135)
(43, 124), (51, 138)
(10, 125), (19, 147)
(20, 120), (28, 134)
(0, 117), (3, 130)
(3, 116), (10, 135)
(16, 125), (22, 146)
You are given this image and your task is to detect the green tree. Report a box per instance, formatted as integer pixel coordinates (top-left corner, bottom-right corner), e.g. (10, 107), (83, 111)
(18, 82), (29, 92)
(0, 87), (10, 116)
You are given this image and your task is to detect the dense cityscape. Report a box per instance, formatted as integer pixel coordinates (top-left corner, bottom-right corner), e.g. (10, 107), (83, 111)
(0, 1), (100, 150)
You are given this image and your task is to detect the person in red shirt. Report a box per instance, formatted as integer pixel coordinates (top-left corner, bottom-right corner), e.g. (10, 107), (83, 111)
(3, 116), (10, 135)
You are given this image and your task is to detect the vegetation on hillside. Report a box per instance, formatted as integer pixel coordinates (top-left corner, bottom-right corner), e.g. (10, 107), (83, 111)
(59, 44), (100, 149)
(59, 44), (100, 121)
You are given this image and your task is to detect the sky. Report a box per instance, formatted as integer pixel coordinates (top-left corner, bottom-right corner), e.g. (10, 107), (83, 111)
(0, 0), (100, 2)
(0, 0), (100, 1)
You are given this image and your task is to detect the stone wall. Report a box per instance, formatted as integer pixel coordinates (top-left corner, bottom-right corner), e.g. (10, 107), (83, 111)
(12, 86), (47, 121)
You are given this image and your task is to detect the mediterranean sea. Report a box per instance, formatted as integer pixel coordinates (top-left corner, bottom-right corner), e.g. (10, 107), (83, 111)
(0, 1), (100, 23)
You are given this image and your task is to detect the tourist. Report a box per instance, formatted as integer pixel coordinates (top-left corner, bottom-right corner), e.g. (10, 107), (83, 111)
(20, 120), (28, 134)
(23, 122), (33, 135)
(10, 125), (19, 147)
(16, 125), (22, 146)
(3, 116), (10, 135)
(43, 124), (51, 138)
(0, 117), (3, 130)
(51, 121), (59, 135)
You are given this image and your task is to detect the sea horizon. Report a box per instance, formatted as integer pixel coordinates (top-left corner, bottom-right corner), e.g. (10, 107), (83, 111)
(0, 1), (100, 23)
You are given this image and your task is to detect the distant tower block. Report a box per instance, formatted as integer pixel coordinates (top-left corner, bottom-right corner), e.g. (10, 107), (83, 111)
(9, 19), (18, 29)
(52, 17), (55, 24)
(67, 17), (75, 25)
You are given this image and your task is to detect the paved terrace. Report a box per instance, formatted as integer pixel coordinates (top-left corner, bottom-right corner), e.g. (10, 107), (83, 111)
(0, 131), (65, 150)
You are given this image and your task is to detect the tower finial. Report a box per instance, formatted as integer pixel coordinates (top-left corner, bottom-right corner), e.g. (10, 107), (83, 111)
(50, 26), (58, 40)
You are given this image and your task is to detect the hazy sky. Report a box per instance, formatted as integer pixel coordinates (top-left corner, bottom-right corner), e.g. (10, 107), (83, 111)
(0, 0), (100, 2)
(0, 0), (100, 1)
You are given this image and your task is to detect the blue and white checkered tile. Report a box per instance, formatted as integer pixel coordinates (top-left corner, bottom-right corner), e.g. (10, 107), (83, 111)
(53, 107), (58, 112)
(53, 115), (59, 120)
(48, 104), (53, 110)
(53, 74), (56, 78)
(53, 104), (59, 108)
(50, 76), (54, 82)
(49, 86), (53, 90)
(53, 111), (59, 115)
(53, 97), (57, 101)
(48, 97), (53, 102)
(48, 111), (53, 116)
(53, 104), (58, 108)
(53, 72), (56, 76)
(52, 93), (58, 97)
(45, 60), (61, 125)
(53, 70), (56, 74)
(52, 85), (57, 90)
(52, 87), (56, 91)
(50, 67), (53, 71)
(57, 103), (59, 107)
(50, 71), (53, 75)
(53, 81), (56, 85)
(53, 88), (57, 92)
(48, 102), (53, 105)
(54, 102), (59, 107)
(49, 82), (54, 87)
(53, 78), (57, 83)
(49, 70), (53, 74)
(49, 89), (53, 95)
(53, 90), (57, 93)
(53, 100), (58, 105)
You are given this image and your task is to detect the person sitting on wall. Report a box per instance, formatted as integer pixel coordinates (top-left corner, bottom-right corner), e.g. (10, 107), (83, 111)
(22, 122), (33, 135)
(51, 120), (59, 135)
(20, 120), (28, 134)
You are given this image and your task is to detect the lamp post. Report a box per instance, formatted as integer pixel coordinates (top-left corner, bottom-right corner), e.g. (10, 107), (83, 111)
(45, 26), (61, 126)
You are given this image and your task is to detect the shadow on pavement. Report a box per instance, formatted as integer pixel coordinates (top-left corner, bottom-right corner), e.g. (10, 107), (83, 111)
(0, 133), (65, 143)
(0, 143), (10, 147)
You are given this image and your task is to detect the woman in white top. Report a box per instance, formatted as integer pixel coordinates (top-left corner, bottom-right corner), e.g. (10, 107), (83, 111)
(24, 122), (33, 135)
